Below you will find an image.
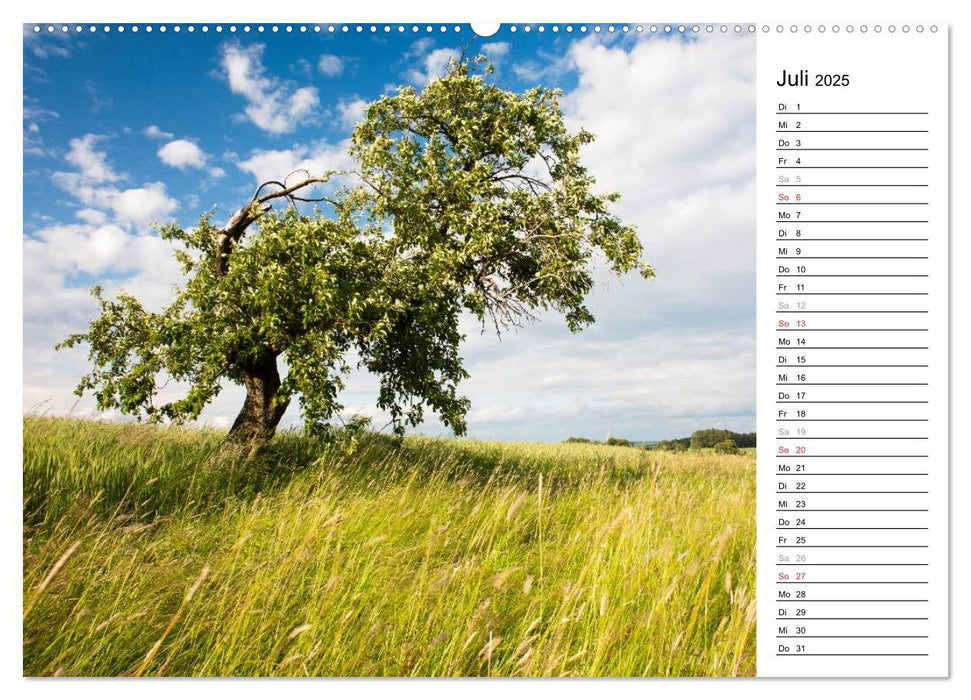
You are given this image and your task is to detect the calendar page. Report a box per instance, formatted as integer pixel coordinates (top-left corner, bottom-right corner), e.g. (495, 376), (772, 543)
(19, 18), (950, 683)
(755, 28), (948, 677)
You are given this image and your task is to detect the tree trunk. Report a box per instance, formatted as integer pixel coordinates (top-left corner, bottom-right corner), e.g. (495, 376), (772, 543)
(225, 355), (289, 445)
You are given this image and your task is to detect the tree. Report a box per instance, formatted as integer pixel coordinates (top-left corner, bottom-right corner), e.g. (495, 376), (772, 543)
(734, 431), (757, 448)
(59, 57), (653, 447)
(689, 428), (756, 450)
(605, 437), (632, 447)
(690, 428), (737, 450)
(712, 439), (741, 455)
(655, 439), (688, 453)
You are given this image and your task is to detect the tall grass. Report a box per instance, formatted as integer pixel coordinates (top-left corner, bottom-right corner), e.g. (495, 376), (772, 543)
(23, 416), (756, 677)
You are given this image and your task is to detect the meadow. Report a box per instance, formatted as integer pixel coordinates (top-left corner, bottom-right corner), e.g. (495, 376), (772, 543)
(23, 416), (756, 677)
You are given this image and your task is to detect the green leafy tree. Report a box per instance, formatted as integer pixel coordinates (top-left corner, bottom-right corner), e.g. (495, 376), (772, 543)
(734, 431), (757, 448)
(605, 437), (632, 447)
(690, 428), (756, 450)
(60, 58), (653, 446)
(654, 438), (690, 452)
(690, 428), (737, 450)
(712, 439), (741, 455)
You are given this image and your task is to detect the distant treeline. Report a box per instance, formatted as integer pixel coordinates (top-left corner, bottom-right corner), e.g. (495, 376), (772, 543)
(564, 436), (633, 447)
(688, 429), (757, 449)
(565, 429), (756, 452)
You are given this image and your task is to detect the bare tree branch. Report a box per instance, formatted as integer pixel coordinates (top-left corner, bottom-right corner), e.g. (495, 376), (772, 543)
(214, 171), (341, 278)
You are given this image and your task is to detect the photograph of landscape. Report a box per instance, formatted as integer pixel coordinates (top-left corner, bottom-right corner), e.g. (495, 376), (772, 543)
(23, 23), (756, 676)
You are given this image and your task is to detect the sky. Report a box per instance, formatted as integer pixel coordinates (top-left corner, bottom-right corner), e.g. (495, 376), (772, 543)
(23, 24), (756, 442)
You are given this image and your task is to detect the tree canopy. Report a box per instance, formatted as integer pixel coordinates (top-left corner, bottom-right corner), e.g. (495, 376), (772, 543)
(690, 429), (757, 450)
(60, 57), (653, 444)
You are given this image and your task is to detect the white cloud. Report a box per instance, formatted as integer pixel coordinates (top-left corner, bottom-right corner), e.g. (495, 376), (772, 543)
(157, 139), (208, 169)
(409, 37), (434, 55)
(144, 124), (174, 139)
(54, 175), (178, 229)
(109, 183), (179, 227)
(52, 134), (179, 229)
(563, 35), (754, 202)
(26, 223), (134, 276)
(318, 54), (344, 77)
(22, 220), (184, 348)
(511, 52), (574, 84)
(26, 133), (191, 419)
(51, 172), (115, 209)
(63, 134), (121, 183)
(481, 41), (511, 59)
(22, 217), (193, 420)
(23, 27), (70, 59)
(76, 208), (107, 225)
(552, 36), (756, 304)
(220, 43), (320, 134)
(236, 140), (354, 185)
(24, 103), (59, 123)
(406, 45), (461, 85)
(208, 166), (226, 180)
(23, 98), (59, 157)
(455, 327), (755, 441)
(337, 97), (368, 129)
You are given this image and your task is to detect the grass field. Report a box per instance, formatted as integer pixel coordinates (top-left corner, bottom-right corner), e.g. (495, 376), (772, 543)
(22, 416), (756, 677)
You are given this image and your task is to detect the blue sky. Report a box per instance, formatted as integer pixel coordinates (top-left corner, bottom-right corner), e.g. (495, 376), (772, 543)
(23, 25), (756, 442)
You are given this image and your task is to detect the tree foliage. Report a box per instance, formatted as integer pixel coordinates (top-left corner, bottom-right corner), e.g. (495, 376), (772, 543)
(653, 438), (689, 452)
(690, 429), (756, 450)
(60, 57), (653, 443)
(605, 437), (632, 447)
(712, 439), (741, 455)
